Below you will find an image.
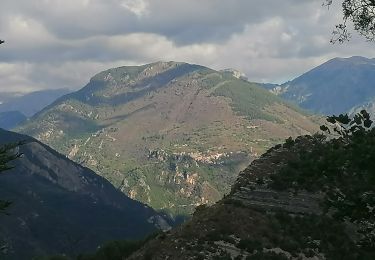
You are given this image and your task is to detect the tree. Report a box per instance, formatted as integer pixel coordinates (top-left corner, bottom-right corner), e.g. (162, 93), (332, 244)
(325, 0), (375, 43)
(319, 109), (373, 138)
(270, 110), (375, 253)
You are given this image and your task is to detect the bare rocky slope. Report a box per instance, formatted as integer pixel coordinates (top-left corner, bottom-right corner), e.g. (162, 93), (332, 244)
(17, 61), (319, 215)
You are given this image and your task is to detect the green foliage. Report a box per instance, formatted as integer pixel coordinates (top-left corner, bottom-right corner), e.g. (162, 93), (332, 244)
(282, 137), (295, 148)
(0, 141), (23, 172)
(247, 251), (289, 260)
(269, 110), (375, 256)
(194, 204), (208, 215)
(77, 232), (159, 260)
(325, 0), (375, 43)
(265, 212), (363, 259)
(77, 240), (142, 260)
(213, 79), (281, 121)
(33, 256), (69, 260)
(0, 200), (12, 214)
(320, 109), (373, 137)
(37, 234), (159, 260)
(237, 238), (262, 252)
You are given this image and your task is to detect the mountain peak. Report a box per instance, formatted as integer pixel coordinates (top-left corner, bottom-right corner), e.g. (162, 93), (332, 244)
(18, 61), (318, 216)
(328, 56), (375, 65)
(220, 68), (248, 80)
(148, 60), (186, 67)
(272, 56), (375, 115)
(90, 61), (204, 82)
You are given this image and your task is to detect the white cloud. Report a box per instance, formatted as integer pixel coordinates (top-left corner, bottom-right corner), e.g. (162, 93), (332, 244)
(0, 0), (374, 92)
(120, 0), (149, 17)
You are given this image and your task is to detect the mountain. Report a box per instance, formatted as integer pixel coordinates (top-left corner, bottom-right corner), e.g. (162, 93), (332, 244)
(129, 128), (375, 259)
(267, 56), (375, 115)
(17, 61), (319, 215)
(0, 88), (70, 117)
(0, 111), (27, 129)
(0, 129), (171, 259)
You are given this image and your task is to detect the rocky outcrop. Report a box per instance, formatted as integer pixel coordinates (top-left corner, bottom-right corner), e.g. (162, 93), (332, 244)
(229, 135), (323, 216)
(231, 187), (322, 215)
(128, 135), (371, 259)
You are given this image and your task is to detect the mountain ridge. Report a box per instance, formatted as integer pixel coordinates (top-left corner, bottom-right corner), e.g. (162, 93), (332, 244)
(0, 88), (71, 117)
(0, 128), (171, 259)
(263, 56), (375, 115)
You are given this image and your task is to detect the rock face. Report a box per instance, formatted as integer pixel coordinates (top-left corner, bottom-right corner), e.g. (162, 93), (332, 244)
(128, 135), (373, 259)
(0, 129), (171, 260)
(231, 187), (321, 215)
(265, 56), (375, 115)
(17, 61), (319, 215)
(229, 136), (323, 214)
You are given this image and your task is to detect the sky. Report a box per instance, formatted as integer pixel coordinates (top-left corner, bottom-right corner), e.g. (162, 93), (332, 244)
(1, 0), (375, 93)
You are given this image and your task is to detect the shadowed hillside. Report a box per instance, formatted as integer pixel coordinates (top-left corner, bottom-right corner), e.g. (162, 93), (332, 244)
(128, 112), (375, 259)
(0, 129), (171, 260)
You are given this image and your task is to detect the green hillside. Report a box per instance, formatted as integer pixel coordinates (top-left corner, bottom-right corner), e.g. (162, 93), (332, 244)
(17, 61), (319, 215)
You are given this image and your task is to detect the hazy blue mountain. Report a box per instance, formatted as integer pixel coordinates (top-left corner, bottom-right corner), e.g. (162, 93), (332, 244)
(0, 111), (27, 129)
(0, 89), (71, 117)
(0, 129), (171, 259)
(265, 56), (375, 115)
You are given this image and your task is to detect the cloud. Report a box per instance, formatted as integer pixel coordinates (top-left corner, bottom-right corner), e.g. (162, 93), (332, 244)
(120, 0), (149, 17)
(0, 0), (375, 92)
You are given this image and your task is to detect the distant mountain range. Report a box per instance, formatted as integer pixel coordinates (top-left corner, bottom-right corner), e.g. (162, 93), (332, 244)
(0, 89), (71, 117)
(0, 89), (70, 129)
(0, 129), (171, 259)
(0, 111), (27, 130)
(17, 61), (318, 215)
(263, 56), (375, 115)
